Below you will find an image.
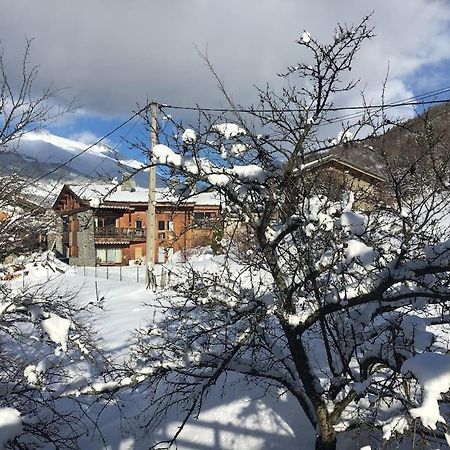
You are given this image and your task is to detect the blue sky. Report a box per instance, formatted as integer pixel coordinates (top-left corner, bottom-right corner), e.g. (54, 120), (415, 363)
(1, 0), (449, 161)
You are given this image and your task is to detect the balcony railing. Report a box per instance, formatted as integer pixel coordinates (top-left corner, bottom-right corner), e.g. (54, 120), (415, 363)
(95, 227), (146, 241)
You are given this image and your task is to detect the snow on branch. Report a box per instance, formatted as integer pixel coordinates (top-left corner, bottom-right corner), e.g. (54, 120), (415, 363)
(402, 352), (450, 430)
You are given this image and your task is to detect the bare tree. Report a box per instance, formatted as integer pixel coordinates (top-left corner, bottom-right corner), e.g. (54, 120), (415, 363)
(0, 253), (107, 448)
(0, 39), (68, 147)
(84, 16), (450, 450)
(0, 39), (72, 261)
(0, 42), (107, 448)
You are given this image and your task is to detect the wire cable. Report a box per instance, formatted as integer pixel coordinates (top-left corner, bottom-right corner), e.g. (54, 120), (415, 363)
(18, 84), (450, 193)
(158, 98), (450, 114)
(31, 102), (152, 185)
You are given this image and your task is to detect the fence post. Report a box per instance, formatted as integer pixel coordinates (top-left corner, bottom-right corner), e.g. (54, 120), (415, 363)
(147, 267), (157, 291)
(107, 266), (109, 280)
(83, 265), (86, 277)
(120, 265), (122, 282)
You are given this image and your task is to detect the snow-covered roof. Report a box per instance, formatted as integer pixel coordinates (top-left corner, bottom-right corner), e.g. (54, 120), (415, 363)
(302, 154), (386, 182)
(67, 184), (221, 207)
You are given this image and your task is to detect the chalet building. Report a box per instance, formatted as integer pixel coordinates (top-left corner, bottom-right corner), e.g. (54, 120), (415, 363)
(52, 184), (221, 266)
(303, 153), (386, 202)
(225, 153), (386, 249)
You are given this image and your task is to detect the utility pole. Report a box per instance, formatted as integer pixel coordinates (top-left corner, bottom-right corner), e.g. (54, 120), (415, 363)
(146, 101), (157, 288)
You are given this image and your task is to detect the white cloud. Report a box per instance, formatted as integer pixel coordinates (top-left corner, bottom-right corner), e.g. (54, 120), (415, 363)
(69, 131), (103, 145)
(0, 0), (448, 123)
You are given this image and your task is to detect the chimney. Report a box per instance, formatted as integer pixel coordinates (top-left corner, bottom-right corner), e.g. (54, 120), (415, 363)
(121, 173), (137, 192)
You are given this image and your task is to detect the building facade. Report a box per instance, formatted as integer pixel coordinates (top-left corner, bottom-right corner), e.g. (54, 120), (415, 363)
(52, 184), (221, 266)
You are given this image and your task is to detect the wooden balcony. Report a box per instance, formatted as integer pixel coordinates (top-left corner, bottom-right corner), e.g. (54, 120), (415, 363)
(95, 227), (146, 242)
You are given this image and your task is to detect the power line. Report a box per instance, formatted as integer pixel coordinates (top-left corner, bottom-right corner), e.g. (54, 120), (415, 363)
(158, 96), (450, 114)
(59, 115), (144, 203)
(90, 114), (141, 173)
(401, 85), (450, 102)
(331, 86), (450, 124)
(19, 84), (450, 192)
(324, 86), (450, 125)
(158, 98), (450, 114)
(31, 102), (152, 185)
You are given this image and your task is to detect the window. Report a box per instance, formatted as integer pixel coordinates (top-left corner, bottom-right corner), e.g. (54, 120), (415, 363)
(194, 211), (212, 221)
(135, 219), (144, 237)
(96, 216), (117, 228)
(158, 220), (173, 231)
(193, 211), (215, 227)
(62, 216), (69, 232)
(96, 247), (122, 264)
(158, 247), (166, 263)
(105, 217), (116, 227)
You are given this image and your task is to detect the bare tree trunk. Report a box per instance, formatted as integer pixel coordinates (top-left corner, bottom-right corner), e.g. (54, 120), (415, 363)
(315, 435), (337, 450)
(315, 413), (337, 450)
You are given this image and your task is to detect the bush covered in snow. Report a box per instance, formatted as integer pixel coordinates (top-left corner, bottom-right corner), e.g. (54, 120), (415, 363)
(0, 253), (105, 448)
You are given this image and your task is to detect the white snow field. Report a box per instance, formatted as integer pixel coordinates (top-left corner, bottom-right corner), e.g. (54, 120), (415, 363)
(3, 252), (450, 450)
(2, 257), (316, 450)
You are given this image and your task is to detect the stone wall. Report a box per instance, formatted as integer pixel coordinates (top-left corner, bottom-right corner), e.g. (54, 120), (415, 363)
(49, 215), (63, 255)
(69, 210), (96, 266)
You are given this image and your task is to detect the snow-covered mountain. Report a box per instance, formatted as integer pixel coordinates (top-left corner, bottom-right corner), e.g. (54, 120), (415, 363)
(16, 131), (147, 181)
(0, 131), (150, 206)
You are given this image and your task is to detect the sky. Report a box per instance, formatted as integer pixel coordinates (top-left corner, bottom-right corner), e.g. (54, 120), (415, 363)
(1, 0), (450, 155)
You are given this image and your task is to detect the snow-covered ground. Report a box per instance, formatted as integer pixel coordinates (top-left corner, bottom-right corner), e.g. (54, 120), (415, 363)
(3, 252), (448, 449)
(2, 258), (315, 450)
